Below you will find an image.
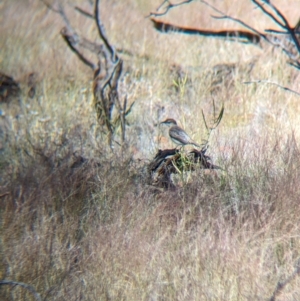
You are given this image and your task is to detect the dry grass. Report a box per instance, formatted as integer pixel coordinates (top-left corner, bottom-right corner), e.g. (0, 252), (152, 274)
(1, 0), (300, 300)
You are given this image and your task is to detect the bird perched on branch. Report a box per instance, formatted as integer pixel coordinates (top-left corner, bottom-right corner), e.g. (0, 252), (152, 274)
(160, 118), (200, 148)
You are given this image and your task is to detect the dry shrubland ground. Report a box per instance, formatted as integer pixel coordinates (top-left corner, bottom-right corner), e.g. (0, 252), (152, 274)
(1, 0), (300, 300)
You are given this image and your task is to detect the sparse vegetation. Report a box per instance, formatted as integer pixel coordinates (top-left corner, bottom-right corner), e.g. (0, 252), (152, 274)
(1, 0), (300, 300)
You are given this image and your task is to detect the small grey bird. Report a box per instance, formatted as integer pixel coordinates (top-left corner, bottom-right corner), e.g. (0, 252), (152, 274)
(160, 118), (200, 148)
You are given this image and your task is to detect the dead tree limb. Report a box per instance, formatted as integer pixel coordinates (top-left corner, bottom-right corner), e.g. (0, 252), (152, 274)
(252, 0), (300, 61)
(41, 0), (131, 149)
(149, 147), (221, 189)
(60, 27), (97, 70)
(148, 0), (194, 17)
(255, 0), (300, 54)
(95, 0), (116, 61)
(74, 6), (94, 19)
(149, 0), (300, 68)
(0, 280), (42, 301)
(151, 18), (261, 44)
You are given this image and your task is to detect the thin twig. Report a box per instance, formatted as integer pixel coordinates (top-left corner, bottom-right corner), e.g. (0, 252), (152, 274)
(243, 80), (300, 97)
(263, 0), (300, 53)
(201, 0), (300, 63)
(60, 28), (96, 70)
(147, 0), (194, 18)
(252, 0), (284, 28)
(148, 0), (300, 65)
(0, 280), (42, 301)
(200, 0), (269, 42)
(74, 6), (94, 19)
(265, 29), (300, 34)
(64, 1), (95, 20)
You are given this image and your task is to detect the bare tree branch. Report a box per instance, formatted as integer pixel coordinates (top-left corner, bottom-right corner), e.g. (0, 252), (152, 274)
(253, 0), (300, 54)
(148, 0), (194, 18)
(243, 80), (300, 97)
(74, 5), (94, 19)
(41, 0), (132, 150)
(149, 0), (300, 67)
(265, 29), (300, 35)
(95, 0), (116, 61)
(252, 0), (284, 28)
(41, 0), (100, 70)
(288, 60), (300, 69)
(60, 27), (97, 70)
(100, 59), (121, 91)
(201, 0), (269, 42)
(0, 280), (42, 301)
(261, 0), (289, 26)
(201, 0), (300, 65)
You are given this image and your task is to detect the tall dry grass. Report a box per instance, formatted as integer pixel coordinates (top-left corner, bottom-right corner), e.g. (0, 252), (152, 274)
(1, 0), (300, 300)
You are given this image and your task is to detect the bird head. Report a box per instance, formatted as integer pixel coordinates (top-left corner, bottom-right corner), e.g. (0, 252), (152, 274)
(160, 118), (177, 126)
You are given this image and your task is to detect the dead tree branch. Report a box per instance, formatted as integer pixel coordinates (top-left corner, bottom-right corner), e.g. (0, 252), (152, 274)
(149, 147), (220, 189)
(0, 280), (42, 301)
(201, 0), (268, 41)
(151, 18), (261, 44)
(41, 0), (131, 149)
(95, 0), (115, 61)
(243, 80), (300, 97)
(252, 0), (300, 57)
(149, 0), (300, 68)
(60, 27), (97, 70)
(74, 6), (94, 19)
(148, 0), (194, 18)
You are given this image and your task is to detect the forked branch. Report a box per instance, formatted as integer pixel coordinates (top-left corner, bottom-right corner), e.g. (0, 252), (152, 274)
(149, 0), (300, 68)
(148, 0), (194, 17)
(41, 0), (131, 149)
(252, 0), (300, 55)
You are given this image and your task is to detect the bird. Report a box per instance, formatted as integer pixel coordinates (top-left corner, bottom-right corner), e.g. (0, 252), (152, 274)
(160, 118), (200, 148)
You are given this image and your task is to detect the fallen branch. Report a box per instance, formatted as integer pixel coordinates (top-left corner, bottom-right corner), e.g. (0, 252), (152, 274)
(149, 0), (300, 67)
(149, 147), (221, 189)
(151, 18), (261, 44)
